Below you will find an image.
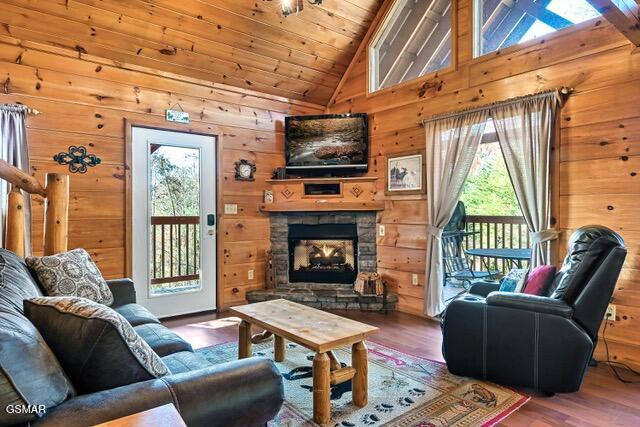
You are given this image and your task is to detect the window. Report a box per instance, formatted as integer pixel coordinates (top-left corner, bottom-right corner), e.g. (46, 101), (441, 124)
(474, 0), (600, 57)
(369, 0), (453, 92)
(460, 120), (521, 217)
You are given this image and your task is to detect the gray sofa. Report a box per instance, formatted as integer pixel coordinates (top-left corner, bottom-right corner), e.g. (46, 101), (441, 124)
(0, 249), (283, 427)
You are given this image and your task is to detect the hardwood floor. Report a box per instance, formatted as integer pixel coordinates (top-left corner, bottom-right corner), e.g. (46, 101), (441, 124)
(164, 310), (640, 426)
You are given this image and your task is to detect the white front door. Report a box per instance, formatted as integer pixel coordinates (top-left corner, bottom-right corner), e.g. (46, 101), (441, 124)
(131, 127), (217, 318)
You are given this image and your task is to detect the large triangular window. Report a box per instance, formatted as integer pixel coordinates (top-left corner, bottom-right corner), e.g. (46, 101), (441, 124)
(369, 0), (453, 92)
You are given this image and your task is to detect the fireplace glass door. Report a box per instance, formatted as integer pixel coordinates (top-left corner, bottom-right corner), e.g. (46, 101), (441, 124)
(288, 224), (358, 284)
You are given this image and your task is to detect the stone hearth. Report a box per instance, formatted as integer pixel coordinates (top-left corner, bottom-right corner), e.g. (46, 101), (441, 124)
(247, 212), (396, 311)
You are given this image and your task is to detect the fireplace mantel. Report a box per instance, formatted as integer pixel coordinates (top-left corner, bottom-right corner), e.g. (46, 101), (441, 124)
(260, 200), (384, 212)
(260, 176), (383, 212)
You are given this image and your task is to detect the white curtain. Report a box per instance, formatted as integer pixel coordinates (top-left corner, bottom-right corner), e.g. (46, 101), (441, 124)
(0, 104), (31, 255)
(424, 109), (489, 317)
(490, 92), (560, 267)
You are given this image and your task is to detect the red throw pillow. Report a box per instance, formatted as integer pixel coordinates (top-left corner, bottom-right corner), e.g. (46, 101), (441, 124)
(523, 265), (556, 296)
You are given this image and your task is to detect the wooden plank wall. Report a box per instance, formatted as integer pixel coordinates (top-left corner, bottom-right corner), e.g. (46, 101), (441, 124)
(327, 0), (640, 368)
(0, 0), (382, 104)
(0, 36), (323, 310)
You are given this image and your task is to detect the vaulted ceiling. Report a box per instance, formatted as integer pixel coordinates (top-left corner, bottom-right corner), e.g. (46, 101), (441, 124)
(0, 0), (383, 105)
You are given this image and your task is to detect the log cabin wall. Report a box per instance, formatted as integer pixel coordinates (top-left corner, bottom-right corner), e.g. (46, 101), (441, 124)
(327, 0), (640, 369)
(0, 36), (324, 310)
(0, 0), (382, 105)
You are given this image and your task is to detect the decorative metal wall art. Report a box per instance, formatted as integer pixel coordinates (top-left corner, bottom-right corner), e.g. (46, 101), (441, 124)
(53, 146), (101, 174)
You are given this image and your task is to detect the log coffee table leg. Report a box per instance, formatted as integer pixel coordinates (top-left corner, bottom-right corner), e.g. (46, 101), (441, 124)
(313, 352), (331, 424)
(274, 335), (285, 362)
(352, 341), (368, 407)
(238, 320), (252, 359)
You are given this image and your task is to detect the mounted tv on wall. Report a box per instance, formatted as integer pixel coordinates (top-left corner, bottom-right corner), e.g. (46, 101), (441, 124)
(285, 113), (368, 174)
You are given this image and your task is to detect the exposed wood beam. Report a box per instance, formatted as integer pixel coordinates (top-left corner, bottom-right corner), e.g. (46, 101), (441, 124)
(586, 0), (640, 46)
(482, 0), (553, 53)
(378, 0), (434, 79)
(405, 5), (454, 80)
(382, 0), (451, 88)
(483, 1), (530, 53)
(516, 0), (573, 30)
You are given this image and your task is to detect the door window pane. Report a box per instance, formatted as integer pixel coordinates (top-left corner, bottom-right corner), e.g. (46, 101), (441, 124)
(475, 0), (600, 57)
(149, 145), (201, 296)
(369, 0), (453, 92)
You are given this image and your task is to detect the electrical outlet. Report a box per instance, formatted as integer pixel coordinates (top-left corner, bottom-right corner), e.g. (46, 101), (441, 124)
(379, 225), (385, 236)
(224, 204), (238, 215)
(248, 269), (254, 280)
(605, 304), (616, 321)
(412, 274), (419, 286)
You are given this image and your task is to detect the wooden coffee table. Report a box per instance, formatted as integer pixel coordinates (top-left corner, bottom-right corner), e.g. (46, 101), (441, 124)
(229, 299), (379, 424)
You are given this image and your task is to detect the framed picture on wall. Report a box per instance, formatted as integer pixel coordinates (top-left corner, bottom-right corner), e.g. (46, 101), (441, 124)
(386, 151), (425, 195)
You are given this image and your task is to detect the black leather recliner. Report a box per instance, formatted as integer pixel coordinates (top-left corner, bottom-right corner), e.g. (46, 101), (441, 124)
(441, 226), (627, 393)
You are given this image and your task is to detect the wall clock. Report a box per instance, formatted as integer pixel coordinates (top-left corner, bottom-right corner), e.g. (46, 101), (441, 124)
(234, 159), (256, 181)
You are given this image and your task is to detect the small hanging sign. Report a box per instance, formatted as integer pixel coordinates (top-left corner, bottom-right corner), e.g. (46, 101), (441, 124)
(165, 103), (189, 123)
(166, 109), (190, 124)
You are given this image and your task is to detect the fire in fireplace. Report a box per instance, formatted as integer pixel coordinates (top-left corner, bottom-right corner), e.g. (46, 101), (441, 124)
(289, 224), (358, 284)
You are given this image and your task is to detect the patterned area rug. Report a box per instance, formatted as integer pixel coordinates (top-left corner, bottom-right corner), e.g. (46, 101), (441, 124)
(197, 340), (528, 427)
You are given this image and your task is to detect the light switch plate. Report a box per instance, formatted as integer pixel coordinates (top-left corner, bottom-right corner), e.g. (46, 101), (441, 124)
(224, 204), (238, 215)
(379, 225), (385, 236)
(248, 269), (254, 280)
(412, 274), (419, 286)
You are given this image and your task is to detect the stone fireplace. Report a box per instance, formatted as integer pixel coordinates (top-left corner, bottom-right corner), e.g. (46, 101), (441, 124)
(246, 211), (396, 311)
(270, 212), (376, 288)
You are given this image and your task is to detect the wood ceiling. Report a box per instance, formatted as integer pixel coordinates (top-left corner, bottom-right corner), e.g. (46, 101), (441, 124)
(0, 0), (384, 105)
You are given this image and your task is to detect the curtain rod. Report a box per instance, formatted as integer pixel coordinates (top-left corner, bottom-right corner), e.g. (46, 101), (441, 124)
(0, 104), (40, 115)
(421, 87), (572, 125)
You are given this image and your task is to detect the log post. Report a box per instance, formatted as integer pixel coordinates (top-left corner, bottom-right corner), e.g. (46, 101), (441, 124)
(5, 187), (25, 257)
(43, 173), (69, 255)
(238, 320), (252, 359)
(352, 341), (368, 407)
(274, 335), (285, 362)
(313, 352), (331, 425)
(0, 160), (46, 197)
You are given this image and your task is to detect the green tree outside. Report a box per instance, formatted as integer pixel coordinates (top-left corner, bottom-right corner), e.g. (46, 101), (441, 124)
(460, 142), (521, 216)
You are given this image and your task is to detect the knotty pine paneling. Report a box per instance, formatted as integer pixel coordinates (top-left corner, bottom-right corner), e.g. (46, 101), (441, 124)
(0, 39), (324, 310)
(328, 0), (640, 368)
(0, 0), (382, 104)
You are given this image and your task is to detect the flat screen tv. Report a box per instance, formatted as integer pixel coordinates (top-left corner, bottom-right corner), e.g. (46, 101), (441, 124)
(285, 113), (368, 173)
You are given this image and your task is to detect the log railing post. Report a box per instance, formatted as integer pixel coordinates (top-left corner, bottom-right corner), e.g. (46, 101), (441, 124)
(0, 161), (70, 256)
(5, 187), (25, 257)
(43, 173), (69, 255)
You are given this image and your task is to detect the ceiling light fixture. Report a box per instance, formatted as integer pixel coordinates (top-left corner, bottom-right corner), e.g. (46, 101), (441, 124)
(282, 0), (322, 17)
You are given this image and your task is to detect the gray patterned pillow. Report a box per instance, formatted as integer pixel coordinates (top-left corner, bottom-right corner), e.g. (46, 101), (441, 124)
(24, 297), (169, 393)
(26, 248), (114, 305)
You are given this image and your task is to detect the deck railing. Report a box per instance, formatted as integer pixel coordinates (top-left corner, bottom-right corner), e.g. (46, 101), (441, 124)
(463, 215), (530, 274)
(150, 216), (200, 285)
